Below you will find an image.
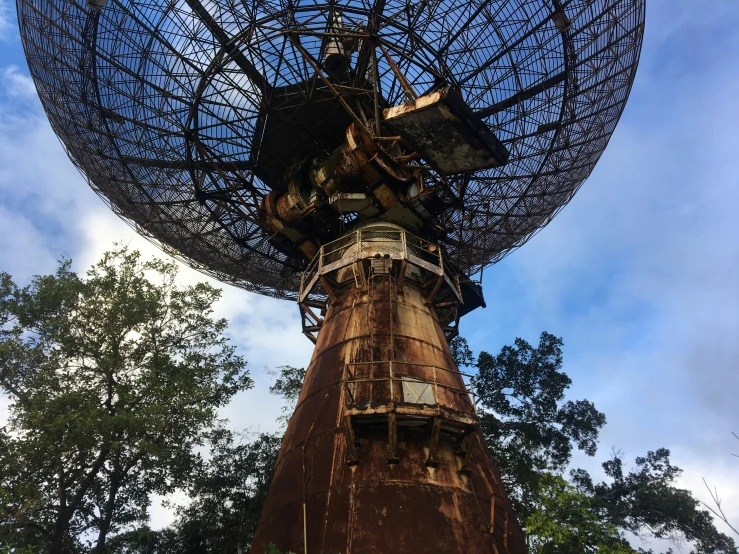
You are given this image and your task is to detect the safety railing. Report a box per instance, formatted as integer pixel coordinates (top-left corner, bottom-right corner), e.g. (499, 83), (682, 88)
(342, 360), (478, 416)
(299, 228), (457, 302)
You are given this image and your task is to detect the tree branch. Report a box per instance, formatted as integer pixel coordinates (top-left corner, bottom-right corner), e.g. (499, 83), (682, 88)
(700, 478), (739, 538)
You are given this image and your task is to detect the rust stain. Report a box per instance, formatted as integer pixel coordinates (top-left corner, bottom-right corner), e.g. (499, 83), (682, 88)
(250, 275), (528, 553)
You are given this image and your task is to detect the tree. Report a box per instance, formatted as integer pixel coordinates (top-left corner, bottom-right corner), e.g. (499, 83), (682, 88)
(0, 427), (43, 553)
(570, 449), (736, 553)
(105, 430), (281, 554)
(452, 333), (606, 516)
(106, 368), (299, 554)
(0, 247), (251, 553)
(699, 432), (739, 543)
(168, 429), (280, 553)
(154, 367), (303, 553)
(525, 474), (634, 553)
(268, 365), (305, 406)
(452, 333), (736, 553)
(268, 365), (306, 427)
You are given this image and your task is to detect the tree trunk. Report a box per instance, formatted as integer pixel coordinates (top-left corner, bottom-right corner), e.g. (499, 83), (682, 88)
(50, 448), (110, 554)
(49, 459), (71, 554)
(49, 508), (73, 554)
(93, 472), (121, 553)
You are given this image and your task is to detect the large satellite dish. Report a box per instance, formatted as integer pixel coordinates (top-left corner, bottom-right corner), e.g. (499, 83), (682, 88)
(17, 1), (646, 551)
(18, 0), (644, 300)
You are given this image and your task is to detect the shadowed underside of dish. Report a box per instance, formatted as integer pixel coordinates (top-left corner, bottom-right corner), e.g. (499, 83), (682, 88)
(17, 0), (645, 300)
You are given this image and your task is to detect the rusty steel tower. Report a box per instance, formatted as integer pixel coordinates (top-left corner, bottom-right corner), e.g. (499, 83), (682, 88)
(17, 0), (645, 551)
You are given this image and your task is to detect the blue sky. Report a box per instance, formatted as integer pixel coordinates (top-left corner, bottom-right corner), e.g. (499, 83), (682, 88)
(1, 0), (738, 548)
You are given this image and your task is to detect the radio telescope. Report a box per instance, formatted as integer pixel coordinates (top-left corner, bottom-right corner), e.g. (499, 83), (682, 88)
(18, 0), (644, 551)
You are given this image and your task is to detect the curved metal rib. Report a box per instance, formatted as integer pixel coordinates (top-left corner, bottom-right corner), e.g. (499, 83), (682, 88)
(16, 0), (645, 300)
(184, 0), (271, 94)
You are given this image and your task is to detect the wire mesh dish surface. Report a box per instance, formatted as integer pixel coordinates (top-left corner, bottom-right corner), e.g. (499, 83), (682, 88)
(17, 0), (645, 300)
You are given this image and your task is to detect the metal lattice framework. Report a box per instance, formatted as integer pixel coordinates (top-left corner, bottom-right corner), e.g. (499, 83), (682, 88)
(17, 0), (645, 300)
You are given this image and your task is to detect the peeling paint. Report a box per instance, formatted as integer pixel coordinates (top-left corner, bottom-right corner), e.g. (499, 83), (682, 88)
(251, 275), (527, 553)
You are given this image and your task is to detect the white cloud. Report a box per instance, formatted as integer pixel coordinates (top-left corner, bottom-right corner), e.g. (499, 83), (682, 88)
(0, 0), (11, 41)
(678, 454), (739, 541)
(2, 66), (36, 97)
(0, 64), (311, 529)
(1, 0), (737, 540)
(0, 204), (57, 277)
(466, 3), (739, 545)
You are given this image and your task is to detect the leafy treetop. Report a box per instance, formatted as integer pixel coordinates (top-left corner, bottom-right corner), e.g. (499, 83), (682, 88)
(452, 333), (605, 516)
(0, 247), (251, 554)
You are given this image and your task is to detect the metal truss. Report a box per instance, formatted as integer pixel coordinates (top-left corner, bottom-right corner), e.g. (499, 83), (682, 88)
(297, 226), (463, 343)
(17, 0), (645, 300)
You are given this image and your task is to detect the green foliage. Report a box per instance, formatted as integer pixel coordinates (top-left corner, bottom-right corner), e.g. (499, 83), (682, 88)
(263, 542), (296, 554)
(449, 335), (475, 368)
(570, 449), (737, 553)
(526, 474), (635, 553)
(269, 365), (306, 404)
(470, 332), (606, 516)
(0, 247), (251, 553)
(0, 431), (45, 553)
(167, 429), (281, 552)
(0, 540), (36, 554)
(269, 365), (306, 427)
(460, 333), (735, 553)
(106, 404), (284, 553)
(103, 526), (180, 554)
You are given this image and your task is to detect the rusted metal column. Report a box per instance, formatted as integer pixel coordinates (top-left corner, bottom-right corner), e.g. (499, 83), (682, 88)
(251, 236), (527, 553)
